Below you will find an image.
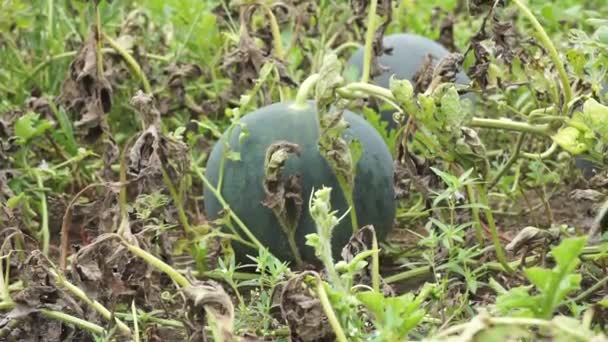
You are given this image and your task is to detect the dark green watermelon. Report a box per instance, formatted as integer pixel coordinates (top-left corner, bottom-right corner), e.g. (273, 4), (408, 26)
(203, 102), (396, 265)
(346, 33), (474, 129)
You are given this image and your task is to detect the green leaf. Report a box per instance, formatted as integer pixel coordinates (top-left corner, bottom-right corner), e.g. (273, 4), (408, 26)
(524, 267), (552, 292)
(566, 50), (586, 78)
(551, 126), (588, 154)
(580, 98), (608, 141)
(439, 86), (463, 128)
(495, 286), (539, 317)
(50, 104), (78, 156)
(356, 291), (385, 320)
(597, 25), (608, 44)
(389, 76), (416, 114)
(225, 150), (241, 161)
(552, 236), (586, 272)
(7, 193), (26, 209)
(349, 139), (363, 175)
(14, 112), (53, 142)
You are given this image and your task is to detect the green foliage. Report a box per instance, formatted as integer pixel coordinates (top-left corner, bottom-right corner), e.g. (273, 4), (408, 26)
(2, 0), (608, 340)
(552, 99), (608, 156)
(495, 237), (587, 318)
(14, 112), (53, 143)
(357, 285), (433, 342)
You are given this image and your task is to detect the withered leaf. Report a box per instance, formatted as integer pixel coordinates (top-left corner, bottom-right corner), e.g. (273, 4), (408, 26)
(431, 52), (465, 86)
(505, 226), (560, 255)
(181, 280), (235, 342)
(5, 252), (84, 341)
(57, 26), (112, 142)
(350, 0), (393, 80)
(413, 54), (436, 94)
(435, 10), (457, 52)
(274, 271), (334, 342)
(261, 141), (303, 237)
(340, 225), (394, 296)
(222, 5), (294, 89)
(165, 63), (203, 100)
(127, 91), (189, 196)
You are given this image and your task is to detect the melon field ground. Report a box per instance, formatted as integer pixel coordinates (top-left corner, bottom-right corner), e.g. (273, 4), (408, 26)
(2, 0), (608, 341)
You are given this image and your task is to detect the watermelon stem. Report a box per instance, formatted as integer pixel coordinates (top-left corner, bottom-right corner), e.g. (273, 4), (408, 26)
(258, 4), (292, 100)
(512, 0), (572, 107)
(340, 82), (554, 136)
(360, 0), (378, 84)
(291, 73), (320, 110)
(194, 166), (267, 253)
(477, 184), (513, 274)
(102, 32), (152, 95)
(314, 275), (348, 342)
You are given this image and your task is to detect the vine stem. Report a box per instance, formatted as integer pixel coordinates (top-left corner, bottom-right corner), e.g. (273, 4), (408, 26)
(512, 0), (572, 105)
(261, 5), (285, 60)
(291, 73), (320, 110)
(477, 184), (513, 274)
(47, 0), (53, 44)
(432, 314), (571, 339)
(120, 237), (191, 288)
(469, 118), (550, 135)
(489, 133), (526, 188)
(96, 4), (103, 76)
(50, 270), (132, 335)
(193, 166), (266, 252)
(131, 301), (140, 342)
(339, 82), (552, 135)
(315, 276), (348, 342)
(160, 166), (192, 235)
(260, 4), (291, 100)
(35, 171), (50, 256)
(39, 309), (106, 335)
(371, 232), (380, 293)
(465, 184), (484, 245)
(0, 301), (106, 336)
(360, 0), (378, 84)
(333, 42), (363, 56)
(521, 141), (558, 160)
(102, 32), (152, 94)
(0, 252), (11, 303)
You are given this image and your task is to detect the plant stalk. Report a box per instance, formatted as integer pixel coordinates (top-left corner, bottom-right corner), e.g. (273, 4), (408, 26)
(51, 270), (132, 335)
(35, 171), (50, 256)
(121, 238), (191, 288)
(477, 184), (513, 274)
(361, 0), (378, 84)
(466, 183), (485, 245)
(194, 167), (266, 252)
(291, 73), (320, 110)
(512, 0), (572, 106)
(315, 277), (348, 342)
(40, 308), (106, 335)
(102, 32), (152, 94)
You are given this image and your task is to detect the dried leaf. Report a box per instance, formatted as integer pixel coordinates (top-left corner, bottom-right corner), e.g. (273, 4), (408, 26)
(57, 26), (112, 142)
(5, 252), (83, 341)
(222, 5), (293, 89)
(275, 271), (334, 342)
(505, 226), (560, 255)
(181, 280), (235, 342)
(261, 141), (303, 237)
(413, 54), (436, 94)
(127, 91), (189, 196)
(340, 225), (394, 296)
